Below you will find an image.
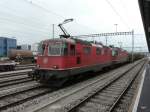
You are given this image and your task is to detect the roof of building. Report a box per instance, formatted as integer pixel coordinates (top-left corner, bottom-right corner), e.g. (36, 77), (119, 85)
(138, 0), (150, 52)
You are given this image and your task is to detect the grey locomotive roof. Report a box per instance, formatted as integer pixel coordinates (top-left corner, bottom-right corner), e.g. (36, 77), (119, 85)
(42, 37), (104, 47)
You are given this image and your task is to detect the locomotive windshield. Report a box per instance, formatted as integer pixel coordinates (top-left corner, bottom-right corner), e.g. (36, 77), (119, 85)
(48, 42), (68, 56)
(38, 43), (45, 55)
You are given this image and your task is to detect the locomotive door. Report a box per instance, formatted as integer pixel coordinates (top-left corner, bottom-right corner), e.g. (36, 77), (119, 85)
(69, 44), (81, 65)
(76, 53), (81, 64)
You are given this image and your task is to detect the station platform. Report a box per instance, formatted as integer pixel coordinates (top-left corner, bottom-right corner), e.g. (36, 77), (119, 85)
(132, 64), (150, 112)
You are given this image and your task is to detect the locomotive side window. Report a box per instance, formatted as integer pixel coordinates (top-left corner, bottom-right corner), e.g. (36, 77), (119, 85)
(112, 50), (118, 56)
(112, 50), (115, 56)
(83, 47), (91, 55)
(62, 43), (68, 56)
(96, 47), (101, 55)
(70, 44), (75, 56)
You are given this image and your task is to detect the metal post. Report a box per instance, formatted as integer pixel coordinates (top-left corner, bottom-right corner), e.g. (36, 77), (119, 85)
(131, 30), (134, 62)
(114, 24), (118, 32)
(106, 36), (108, 46)
(52, 24), (54, 39)
(92, 36), (95, 43)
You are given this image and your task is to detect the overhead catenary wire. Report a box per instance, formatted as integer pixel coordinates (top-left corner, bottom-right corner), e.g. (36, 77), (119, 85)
(23, 0), (99, 34)
(105, 0), (130, 30)
(0, 5), (56, 34)
(0, 0), (147, 51)
(22, 0), (65, 19)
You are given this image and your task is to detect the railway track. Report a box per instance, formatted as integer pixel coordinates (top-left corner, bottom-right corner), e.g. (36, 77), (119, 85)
(16, 64), (35, 67)
(15, 64), (35, 70)
(0, 77), (33, 88)
(0, 59), (147, 112)
(0, 85), (53, 111)
(111, 65), (145, 112)
(68, 60), (146, 112)
(0, 70), (33, 88)
(0, 64), (35, 72)
(27, 59), (146, 112)
(0, 69), (32, 78)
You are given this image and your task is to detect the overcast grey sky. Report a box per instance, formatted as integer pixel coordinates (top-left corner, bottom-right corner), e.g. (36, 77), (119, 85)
(0, 0), (148, 52)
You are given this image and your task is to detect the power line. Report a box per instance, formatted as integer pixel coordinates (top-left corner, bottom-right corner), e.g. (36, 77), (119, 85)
(23, 0), (99, 34)
(22, 0), (65, 19)
(105, 0), (130, 30)
(0, 4), (62, 35)
(0, 17), (52, 33)
(0, 4), (56, 27)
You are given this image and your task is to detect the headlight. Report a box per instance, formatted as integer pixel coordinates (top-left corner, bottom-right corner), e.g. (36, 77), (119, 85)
(37, 65), (40, 68)
(53, 65), (58, 69)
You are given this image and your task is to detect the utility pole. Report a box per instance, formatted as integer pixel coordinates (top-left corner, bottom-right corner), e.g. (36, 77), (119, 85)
(52, 24), (55, 39)
(118, 42), (122, 48)
(131, 30), (134, 62)
(114, 24), (118, 32)
(106, 36), (108, 46)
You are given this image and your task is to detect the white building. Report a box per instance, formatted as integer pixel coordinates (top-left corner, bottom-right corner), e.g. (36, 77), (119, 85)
(20, 44), (31, 50)
(31, 43), (39, 55)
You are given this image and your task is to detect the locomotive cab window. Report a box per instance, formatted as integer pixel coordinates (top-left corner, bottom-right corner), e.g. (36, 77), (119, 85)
(48, 43), (68, 56)
(38, 43), (45, 55)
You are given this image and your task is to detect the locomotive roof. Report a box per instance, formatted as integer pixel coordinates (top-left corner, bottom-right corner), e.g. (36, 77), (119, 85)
(42, 38), (104, 47)
(42, 38), (76, 44)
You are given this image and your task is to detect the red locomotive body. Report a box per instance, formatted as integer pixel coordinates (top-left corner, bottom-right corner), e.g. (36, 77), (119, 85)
(29, 19), (129, 86)
(30, 37), (129, 84)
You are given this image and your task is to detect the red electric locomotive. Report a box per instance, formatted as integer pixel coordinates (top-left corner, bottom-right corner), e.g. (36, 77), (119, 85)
(29, 19), (129, 86)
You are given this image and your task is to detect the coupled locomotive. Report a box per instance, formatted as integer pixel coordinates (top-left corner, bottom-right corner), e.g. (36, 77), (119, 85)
(29, 19), (129, 86)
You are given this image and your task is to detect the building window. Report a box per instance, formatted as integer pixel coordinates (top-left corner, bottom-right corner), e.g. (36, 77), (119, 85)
(83, 47), (91, 55)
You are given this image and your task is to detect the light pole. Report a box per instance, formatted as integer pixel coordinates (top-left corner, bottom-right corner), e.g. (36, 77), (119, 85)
(131, 30), (134, 62)
(114, 24), (118, 32)
(52, 24), (55, 39)
(105, 36), (108, 46)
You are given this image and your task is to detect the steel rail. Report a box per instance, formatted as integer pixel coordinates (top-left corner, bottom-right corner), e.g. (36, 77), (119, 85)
(0, 78), (33, 88)
(68, 60), (146, 112)
(107, 60), (147, 112)
(0, 86), (53, 111)
(33, 59), (146, 112)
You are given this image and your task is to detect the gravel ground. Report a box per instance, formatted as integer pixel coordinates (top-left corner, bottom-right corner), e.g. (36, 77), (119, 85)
(0, 69), (32, 75)
(0, 59), (144, 112)
(0, 81), (40, 97)
(113, 61), (146, 112)
(0, 72), (28, 79)
(2, 60), (142, 112)
(0, 81), (36, 91)
(0, 75), (28, 83)
(0, 87), (51, 110)
(49, 61), (144, 112)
